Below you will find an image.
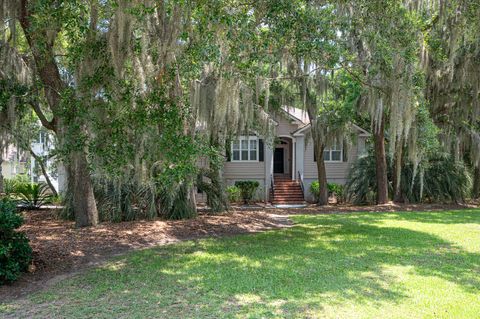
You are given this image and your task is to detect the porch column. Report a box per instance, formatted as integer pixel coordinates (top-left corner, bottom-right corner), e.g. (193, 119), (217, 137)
(264, 141), (274, 202)
(295, 136), (305, 180)
(292, 139), (296, 180)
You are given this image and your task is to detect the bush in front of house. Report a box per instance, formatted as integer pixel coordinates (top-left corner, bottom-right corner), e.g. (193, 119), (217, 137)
(310, 181), (320, 201)
(310, 181), (345, 203)
(328, 183), (345, 203)
(234, 181), (260, 204)
(226, 185), (241, 203)
(0, 198), (32, 284)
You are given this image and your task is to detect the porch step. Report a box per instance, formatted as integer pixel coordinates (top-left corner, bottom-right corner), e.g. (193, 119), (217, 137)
(271, 176), (305, 204)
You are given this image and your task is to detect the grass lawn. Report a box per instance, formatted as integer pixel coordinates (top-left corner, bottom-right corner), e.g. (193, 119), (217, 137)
(2, 209), (480, 318)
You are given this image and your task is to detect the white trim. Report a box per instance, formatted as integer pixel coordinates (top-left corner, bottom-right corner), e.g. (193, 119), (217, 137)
(292, 139), (296, 180)
(231, 136), (259, 162)
(292, 124), (310, 136)
(323, 139), (343, 162)
(293, 123), (371, 137)
(280, 106), (309, 125)
(352, 124), (371, 137)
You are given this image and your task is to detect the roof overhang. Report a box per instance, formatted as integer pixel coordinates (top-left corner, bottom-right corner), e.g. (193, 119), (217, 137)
(292, 123), (371, 137)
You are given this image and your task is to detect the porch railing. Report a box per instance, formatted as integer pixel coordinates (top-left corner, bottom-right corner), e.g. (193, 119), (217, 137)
(297, 171), (305, 196)
(270, 174), (275, 201)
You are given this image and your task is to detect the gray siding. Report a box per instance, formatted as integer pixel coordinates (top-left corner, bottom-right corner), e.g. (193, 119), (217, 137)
(276, 116), (300, 136)
(223, 161), (266, 200)
(224, 161), (266, 179)
(303, 136), (362, 184)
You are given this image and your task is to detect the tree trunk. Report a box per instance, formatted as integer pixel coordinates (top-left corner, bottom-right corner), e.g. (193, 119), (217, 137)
(0, 156), (3, 194)
(473, 165), (480, 200)
(315, 145), (329, 205)
(393, 139), (403, 203)
(70, 151), (98, 227)
(207, 164), (230, 212)
(20, 6), (98, 227)
(374, 116), (389, 204)
(29, 148), (58, 197)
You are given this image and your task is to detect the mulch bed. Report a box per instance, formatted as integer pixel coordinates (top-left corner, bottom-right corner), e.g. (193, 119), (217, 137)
(1, 202), (477, 301)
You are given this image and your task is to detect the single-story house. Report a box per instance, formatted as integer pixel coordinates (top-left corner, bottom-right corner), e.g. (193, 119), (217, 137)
(221, 106), (370, 204)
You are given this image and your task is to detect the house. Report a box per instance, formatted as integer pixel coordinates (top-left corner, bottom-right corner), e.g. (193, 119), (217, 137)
(1, 130), (65, 193)
(1, 144), (28, 179)
(222, 106), (370, 204)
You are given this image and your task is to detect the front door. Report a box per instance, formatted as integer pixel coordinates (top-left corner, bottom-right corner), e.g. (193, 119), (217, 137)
(274, 148), (284, 174)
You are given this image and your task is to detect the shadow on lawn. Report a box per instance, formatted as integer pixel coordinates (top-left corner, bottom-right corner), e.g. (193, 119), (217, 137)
(6, 210), (480, 318)
(69, 210), (480, 317)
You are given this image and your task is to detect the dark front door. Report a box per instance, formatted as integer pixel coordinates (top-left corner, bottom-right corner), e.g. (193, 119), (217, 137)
(274, 148), (284, 174)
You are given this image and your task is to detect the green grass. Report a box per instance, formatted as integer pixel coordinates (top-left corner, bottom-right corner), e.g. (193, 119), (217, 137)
(2, 209), (480, 318)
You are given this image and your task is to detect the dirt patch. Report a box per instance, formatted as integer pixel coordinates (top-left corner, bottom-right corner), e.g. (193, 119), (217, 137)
(1, 203), (476, 301)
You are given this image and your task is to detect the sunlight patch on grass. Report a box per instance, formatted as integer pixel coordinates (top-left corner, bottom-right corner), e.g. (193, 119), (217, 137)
(2, 209), (480, 318)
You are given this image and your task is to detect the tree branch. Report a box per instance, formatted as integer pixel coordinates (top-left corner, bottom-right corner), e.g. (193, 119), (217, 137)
(29, 147), (58, 197)
(29, 100), (56, 132)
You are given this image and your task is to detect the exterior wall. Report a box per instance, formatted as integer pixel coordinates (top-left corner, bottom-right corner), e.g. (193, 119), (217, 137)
(1, 161), (27, 179)
(275, 115), (300, 136)
(224, 177), (266, 201)
(303, 136), (358, 182)
(224, 161), (266, 200)
(302, 135), (367, 202)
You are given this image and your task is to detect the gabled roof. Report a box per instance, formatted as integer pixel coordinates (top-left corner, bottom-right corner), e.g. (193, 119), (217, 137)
(292, 123), (371, 137)
(280, 106), (309, 124)
(280, 106), (371, 137)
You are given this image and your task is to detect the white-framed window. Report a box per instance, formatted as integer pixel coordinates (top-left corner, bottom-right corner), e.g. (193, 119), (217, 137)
(323, 139), (343, 162)
(232, 136), (258, 161)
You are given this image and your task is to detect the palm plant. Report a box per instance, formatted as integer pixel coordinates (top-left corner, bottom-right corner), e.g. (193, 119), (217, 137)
(15, 183), (52, 210)
(345, 152), (472, 204)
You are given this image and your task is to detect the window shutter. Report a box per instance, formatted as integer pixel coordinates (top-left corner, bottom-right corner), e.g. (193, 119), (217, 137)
(259, 139), (264, 162)
(313, 148), (317, 162)
(226, 141), (231, 162)
(342, 141), (348, 162)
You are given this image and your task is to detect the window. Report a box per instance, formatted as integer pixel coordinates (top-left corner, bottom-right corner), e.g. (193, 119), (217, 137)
(323, 140), (343, 162)
(232, 136), (258, 161)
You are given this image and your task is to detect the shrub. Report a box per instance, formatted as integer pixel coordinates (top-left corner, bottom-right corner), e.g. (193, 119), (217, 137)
(15, 183), (52, 210)
(94, 177), (158, 222)
(345, 153), (471, 204)
(310, 181), (345, 203)
(404, 157), (471, 203)
(345, 154), (383, 204)
(0, 198), (32, 284)
(4, 178), (16, 196)
(4, 175), (30, 196)
(226, 185), (241, 203)
(234, 181), (260, 204)
(309, 181), (320, 201)
(328, 183), (345, 203)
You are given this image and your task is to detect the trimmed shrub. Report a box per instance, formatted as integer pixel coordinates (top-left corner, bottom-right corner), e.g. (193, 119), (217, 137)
(226, 185), (241, 203)
(0, 199), (32, 284)
(234, 181), (260, 204)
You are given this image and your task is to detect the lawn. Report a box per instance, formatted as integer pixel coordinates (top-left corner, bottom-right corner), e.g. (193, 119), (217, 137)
(2, 209), (480, 318)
